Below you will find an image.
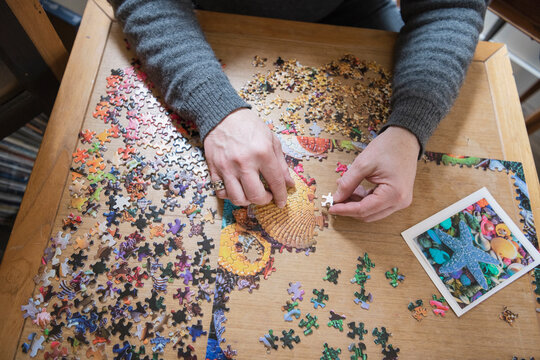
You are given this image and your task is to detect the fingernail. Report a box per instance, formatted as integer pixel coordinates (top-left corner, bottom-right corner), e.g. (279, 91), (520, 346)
(277, 201), (286, 208)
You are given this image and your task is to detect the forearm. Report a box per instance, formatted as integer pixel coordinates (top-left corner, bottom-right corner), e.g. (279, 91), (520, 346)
(110, 0), (249, 139)
(383, 0), (488, 152)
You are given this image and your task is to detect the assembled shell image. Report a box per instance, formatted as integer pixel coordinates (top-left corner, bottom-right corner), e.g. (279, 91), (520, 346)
(218, 223), (272, 276)
(253, 171), (317, 249)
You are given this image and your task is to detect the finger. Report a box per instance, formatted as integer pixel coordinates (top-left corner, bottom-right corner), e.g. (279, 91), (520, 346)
(361, 206), (396, 222)
(333, 158), (373, 203)
(239, 172), (273, 205)
(273, 136), (295, 188)
(208, 164), (228, 199)
(260, 157), (288, 208)
(329, 185), (391, 219)
(223, 175), (249, 207)
(346, 185), (372, 201)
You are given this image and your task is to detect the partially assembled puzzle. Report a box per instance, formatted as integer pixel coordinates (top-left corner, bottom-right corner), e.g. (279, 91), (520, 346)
(18, 34), (538, 360)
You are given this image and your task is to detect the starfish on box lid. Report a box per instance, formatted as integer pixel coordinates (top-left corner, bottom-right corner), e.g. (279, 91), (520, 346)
(435, 220), (499, 290)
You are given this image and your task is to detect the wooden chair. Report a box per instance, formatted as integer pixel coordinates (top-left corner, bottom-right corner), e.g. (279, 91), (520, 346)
(486, 0), (540, 134)
(0, 0), (69, 138)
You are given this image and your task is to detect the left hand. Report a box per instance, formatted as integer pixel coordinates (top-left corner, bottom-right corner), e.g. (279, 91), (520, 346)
(328, 126), (420, 222)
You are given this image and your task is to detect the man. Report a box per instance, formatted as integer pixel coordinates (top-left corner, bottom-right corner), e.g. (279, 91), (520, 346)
(110, 0), (487, 221)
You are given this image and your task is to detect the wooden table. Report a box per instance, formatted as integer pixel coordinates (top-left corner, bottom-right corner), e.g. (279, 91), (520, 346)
(1, 0), (539, 358)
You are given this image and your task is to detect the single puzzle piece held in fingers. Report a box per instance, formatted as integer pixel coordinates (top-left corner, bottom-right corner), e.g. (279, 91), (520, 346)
(321, 193), (334, 207)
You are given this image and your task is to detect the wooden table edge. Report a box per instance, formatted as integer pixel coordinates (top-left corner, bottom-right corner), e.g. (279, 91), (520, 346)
(483, 45), (540, 243)
(0, 1), (113, 357)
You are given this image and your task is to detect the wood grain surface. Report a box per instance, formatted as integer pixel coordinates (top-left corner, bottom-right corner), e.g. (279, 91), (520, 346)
(2, 4), (539, 359)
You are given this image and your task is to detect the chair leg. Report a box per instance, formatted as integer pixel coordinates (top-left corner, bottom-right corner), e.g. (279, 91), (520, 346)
(526, 108), (540, 134)
(520, 79), (540, 103)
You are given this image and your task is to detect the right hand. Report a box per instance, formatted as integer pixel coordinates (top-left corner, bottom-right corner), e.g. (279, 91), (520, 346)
(203, 108), (294, 208)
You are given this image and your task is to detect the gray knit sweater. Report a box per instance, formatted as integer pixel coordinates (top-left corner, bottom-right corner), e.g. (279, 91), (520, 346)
(110, 0), (487, 150)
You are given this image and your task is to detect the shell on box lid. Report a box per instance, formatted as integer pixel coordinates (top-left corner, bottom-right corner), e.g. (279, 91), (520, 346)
(253, 170), (317, 249)
(491, 237), (518, 260)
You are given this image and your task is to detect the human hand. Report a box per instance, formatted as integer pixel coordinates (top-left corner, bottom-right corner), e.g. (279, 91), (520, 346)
(204, 108), (294, 207)
(328, 126), (420, 222)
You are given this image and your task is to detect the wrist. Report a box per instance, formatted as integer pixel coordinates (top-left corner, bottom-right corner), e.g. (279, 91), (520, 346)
(204, 108), (248, 145)
(384, 126), (421, 155)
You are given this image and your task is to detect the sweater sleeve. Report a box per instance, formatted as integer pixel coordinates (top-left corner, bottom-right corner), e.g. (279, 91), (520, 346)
(381, 0), (488, 153)
(109, 0), (250, 139)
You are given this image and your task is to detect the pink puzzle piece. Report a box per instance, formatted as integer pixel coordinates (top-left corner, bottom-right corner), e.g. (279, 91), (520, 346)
(430, 300), (449, 316)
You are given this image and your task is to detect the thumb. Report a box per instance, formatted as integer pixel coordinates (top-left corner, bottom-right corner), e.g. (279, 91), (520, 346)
(333, 159), (372, 203)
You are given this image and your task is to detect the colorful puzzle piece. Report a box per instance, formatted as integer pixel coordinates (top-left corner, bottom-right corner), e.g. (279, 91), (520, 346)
(311, 288), (329, 309)
(321, 343), (341, 360)
(349, 342), (367, 360)
(259, 329), (279, 351)
(347, 321), (368, 340)
(323, 266), (341, 284)
(280, 329), (301, 349)
(385, 267), (405, 287)
(298, 313), (319, 335)
(288, 281), (305, 301)
(372, 327), (391, 347)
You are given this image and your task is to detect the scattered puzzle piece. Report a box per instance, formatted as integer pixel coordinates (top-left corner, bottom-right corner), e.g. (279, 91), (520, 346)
(22, 332), (45, 358)
(284, 308), (301, 322)
(188, 320), (207, 342)
(280, 329), (300, 349)
(323, 266), (341, 284)
(372, 327), (391, 347)
(321, 343), (341, 360)
(288, 281), (305, 301)
(382, 344), (400, 360)
(348, 342), (367, 360)
(408, 299), (427, 321)
(430, 300), (449, 316)
(298, 313), (319, 335)
(353, 288), (373, 309)
(347, 321), (368, 340)
(500, 306), (518, 325)
(311, 288), (329, 309)
(327, 310), (346, 331)
(259, 329), (279, 351)
(385, 267), (405, 287)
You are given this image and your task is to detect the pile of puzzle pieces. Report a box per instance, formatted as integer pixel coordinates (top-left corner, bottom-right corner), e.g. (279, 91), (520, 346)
(21, 61), (220, 359)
